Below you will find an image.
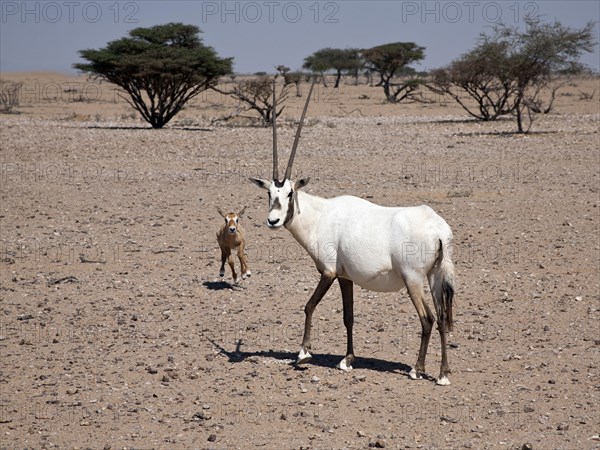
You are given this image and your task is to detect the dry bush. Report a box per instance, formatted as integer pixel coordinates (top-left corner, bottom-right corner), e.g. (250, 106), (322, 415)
(0, 81), (23, 114)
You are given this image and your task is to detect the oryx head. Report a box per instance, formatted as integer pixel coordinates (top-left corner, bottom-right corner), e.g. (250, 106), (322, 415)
(217, 206), (245, 234)
(250, 78), (315, 229)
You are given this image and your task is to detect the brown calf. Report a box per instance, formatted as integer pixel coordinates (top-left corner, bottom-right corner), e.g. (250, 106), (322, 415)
(216, 207), (250, 283)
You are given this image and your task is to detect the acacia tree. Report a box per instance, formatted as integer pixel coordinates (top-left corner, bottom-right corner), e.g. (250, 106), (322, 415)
(303, 48), (363, 88)
(362, 42), (425, 102)
(74, 23), (232, 128)
(276, 65), (304, 96)
(430, 18), (596, 132)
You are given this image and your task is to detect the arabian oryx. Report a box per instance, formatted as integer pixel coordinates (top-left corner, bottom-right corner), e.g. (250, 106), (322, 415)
(250, 80), (456, 385)
(216, 207), (250, 284)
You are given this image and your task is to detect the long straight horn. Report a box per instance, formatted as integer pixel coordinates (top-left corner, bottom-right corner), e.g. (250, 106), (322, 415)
(272, 77), (279, 181)
(284, 77), (316, 180)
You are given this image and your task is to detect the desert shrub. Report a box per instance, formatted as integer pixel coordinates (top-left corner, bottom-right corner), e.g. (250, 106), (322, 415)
(0, 81), (23, 114)
(429, 18), (596, 133)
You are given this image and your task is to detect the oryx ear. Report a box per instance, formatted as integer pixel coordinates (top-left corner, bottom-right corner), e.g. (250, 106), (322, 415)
(216, 206), (225, 218)
(249, 178), (271, 190)
(238, 206), (246, 217)
(294, 177), (310, 190)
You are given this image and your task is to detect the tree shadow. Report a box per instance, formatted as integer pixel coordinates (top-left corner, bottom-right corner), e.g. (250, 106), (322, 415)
(453, 129), (560, 137)
(206, 336), (421, 379)
(84, 125), (213, 131)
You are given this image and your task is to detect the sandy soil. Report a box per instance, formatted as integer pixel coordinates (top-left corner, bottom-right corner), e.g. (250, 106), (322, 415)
(1, 73), (599, 449)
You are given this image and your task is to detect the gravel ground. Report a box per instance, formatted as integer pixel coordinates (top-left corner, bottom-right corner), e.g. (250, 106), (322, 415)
(0, 74), (599, 449)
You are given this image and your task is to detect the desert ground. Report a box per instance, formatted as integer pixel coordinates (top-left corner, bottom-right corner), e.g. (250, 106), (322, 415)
(0, 73), (599, 449)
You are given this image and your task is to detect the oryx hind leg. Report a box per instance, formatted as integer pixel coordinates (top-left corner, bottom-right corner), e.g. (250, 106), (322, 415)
(428, 271), (453, 386)
(404, 274), (435, 381)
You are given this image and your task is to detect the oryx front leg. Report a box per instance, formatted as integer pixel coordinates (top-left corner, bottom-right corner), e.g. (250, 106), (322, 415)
(297, 273), (335, 366)
(336, 278), (355, 372)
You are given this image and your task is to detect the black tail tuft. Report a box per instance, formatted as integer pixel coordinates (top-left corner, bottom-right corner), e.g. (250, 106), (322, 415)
(442, 279), (454, 332)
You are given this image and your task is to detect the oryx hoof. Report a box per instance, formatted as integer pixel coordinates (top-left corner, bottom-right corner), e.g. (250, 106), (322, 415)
(409, 368), (423, 380)
(296, 348), (312, 365)
(219, 269), (225, 277)
(336, 357), (353, 372)
(436, 375), (451, 386)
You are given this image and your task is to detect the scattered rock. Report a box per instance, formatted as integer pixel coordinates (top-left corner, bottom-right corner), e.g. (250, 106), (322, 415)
(193, 411), (211, 421)
(17, 314), (34, 321)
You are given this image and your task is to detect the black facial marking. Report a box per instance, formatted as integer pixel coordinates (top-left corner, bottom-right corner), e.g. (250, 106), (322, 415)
(283, 191), (295, 226)
(271, 197), (282, 210)
(273, 179), (285, 188)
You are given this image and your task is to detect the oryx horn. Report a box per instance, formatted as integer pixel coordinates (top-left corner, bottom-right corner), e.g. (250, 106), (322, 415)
(284, 77), (316, 181)
(272, 77), (279, 181)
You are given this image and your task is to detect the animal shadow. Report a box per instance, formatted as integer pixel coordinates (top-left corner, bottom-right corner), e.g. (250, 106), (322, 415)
(207, 337), (415, 378)
(202, 280), (244, 291)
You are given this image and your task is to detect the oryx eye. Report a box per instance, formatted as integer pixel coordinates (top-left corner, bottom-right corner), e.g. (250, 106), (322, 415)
(288, 191), (293, 198)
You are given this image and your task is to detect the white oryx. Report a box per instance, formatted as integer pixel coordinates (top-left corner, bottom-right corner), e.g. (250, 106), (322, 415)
(250, 80), (456, 385)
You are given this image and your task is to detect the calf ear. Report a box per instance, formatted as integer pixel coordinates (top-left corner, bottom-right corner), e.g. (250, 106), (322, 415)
(249, 178), (270, 190)
(294, 177), (310, 190)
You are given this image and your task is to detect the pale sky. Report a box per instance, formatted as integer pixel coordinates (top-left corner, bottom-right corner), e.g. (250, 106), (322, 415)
(1, 1), (599, 74)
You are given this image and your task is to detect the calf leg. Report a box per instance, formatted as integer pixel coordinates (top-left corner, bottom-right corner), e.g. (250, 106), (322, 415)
(228, 253), (238, 284)
(219, 246), (229, 278)
(297, 272), (335, 365)
(237, 241), (251, 279)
